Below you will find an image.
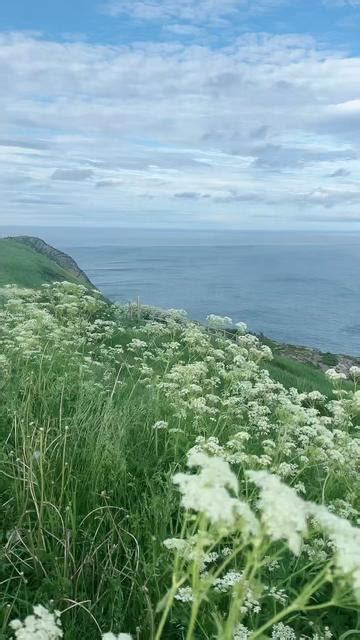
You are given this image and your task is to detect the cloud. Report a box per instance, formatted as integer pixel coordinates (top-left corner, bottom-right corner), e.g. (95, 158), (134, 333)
(100, 0), (251, 23)
(0, 138), (50, 150)
(174, 191), (209, 199)
(99, 0), (291, 37)
(327, 167), (351, 177)
(295, 187), (360, 208)
(323, 0), (360, 6)
(214, 191), (265, 203)
(95, 179), (123, 188)
(250, 125), (270, 140)
(328, 99), (360, 117)
(247, 142), (355, 171)
(51, 168), (94, 181)
(164, 24), (204, 37)
(1, 31), (360, 227)
(12, 195), (68, 206)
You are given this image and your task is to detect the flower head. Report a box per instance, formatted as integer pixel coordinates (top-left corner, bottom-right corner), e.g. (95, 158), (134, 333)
(152, 420), (169, 430)
(173, 451), (258, 531)
(349, 365), (360, 379)
(173, 451), (239, 525)
(102, 634), (132, 640)
(248, 471), (308, 555)
(312, 505), (360, 602)
(325, 368), (347, 382)
(10, 605), (63, 639)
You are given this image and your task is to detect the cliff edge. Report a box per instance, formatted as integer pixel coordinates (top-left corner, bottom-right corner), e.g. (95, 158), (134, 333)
(6, 236), (95, 289)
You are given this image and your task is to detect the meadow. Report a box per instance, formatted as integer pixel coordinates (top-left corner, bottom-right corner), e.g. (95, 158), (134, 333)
(0, 282), (359, 639)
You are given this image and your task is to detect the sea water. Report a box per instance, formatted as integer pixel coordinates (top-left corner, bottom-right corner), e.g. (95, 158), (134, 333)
(2, 227), (360, 355)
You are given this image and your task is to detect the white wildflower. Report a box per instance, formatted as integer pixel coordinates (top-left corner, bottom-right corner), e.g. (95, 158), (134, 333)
(265, 586), (288, 605)
(128, 338), (147, 350)
(203, 551), (219, 565)
(263, 556), (280, 572)
(9, 605), (63, 639)
(248, 471), (308, 555)
(163, 538), (189, 554)
(271, 623), (296, 639)
(349, 365), (360, 378)
(173, 451), (258, 528)
(213, 570), (243, 592)
(235, 322), (248, 335)
(152, 421), (168, 430)
(102, 634), (132, 640)
(240, 588), (261, 614)
(207, 314), (233, 329)
(307, 390), (326, 403)
(312, 505), (360, 601)
(173, 452), (236, 522)
(325, 368), (347, 381)
(175, 586), (193, 603)
(233, 623), (250, 639)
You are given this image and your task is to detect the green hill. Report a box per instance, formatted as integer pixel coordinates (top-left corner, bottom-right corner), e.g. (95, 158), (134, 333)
(0, 237), (91, 288)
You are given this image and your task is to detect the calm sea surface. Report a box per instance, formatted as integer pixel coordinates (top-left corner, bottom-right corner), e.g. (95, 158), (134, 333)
(2, 227), (360, 356)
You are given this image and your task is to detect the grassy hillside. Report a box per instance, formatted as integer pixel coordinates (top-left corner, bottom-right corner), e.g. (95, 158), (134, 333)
(266, 353), (335, 395)
(0, 283), (359, 640)
(0, 236), (348, 398)
(0, 238), (85, 288)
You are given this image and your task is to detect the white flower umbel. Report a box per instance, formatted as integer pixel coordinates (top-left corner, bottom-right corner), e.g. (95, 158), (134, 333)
(152, 420), (169, 430)
(325, 368), (347, 381)
(9, 605), (63, 639)
(271, 623), (297, 639)
(102, 634), (132, 640)
(213, 570), (243, 592)
(233, 623), (250, 639)
(206, 314), (233, 329)
(235, 322), (248, 335)
(248, 471), (308, 555)
(174, 586), (194, 603)
(349, 365), (360, 379)
(312, 505), (360, 602)
(173, 451), (257, 528)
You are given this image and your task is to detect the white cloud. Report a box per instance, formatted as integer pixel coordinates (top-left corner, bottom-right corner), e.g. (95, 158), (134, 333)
(323, 0), (360, 6)
(100, 0), (360, 30)
(51, 169), (94, 181)
(100, 0), (255, 23)
(328, 98), (360, 116)
(1, 31), (360, 227)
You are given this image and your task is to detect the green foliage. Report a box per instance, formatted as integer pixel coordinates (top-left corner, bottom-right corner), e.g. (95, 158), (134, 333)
(321, 352), (339, 367)
(0, 284), (359, 640)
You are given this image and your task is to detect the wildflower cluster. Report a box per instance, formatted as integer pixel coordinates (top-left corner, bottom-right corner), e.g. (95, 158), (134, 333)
(0, 283), (359, 639)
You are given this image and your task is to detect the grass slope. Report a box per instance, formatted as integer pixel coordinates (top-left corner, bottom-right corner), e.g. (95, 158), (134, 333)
(0, 238), (83, 288)
(266, 354), (335, 395)
(0, 283), (359, 640)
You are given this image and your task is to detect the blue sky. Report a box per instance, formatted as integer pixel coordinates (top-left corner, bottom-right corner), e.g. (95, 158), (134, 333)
(1, 0), (360, 228)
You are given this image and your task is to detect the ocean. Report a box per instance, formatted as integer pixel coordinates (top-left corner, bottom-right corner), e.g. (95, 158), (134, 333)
(2, 227), (360, 356)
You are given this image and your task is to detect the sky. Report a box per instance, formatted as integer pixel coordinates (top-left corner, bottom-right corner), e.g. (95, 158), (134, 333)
(1, 1), (360, 229)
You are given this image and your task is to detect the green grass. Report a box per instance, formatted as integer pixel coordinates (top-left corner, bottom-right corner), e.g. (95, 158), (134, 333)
(0, 283), (359, 640)
(0, 238), (84, 288)
(266, 354), (335, 395)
